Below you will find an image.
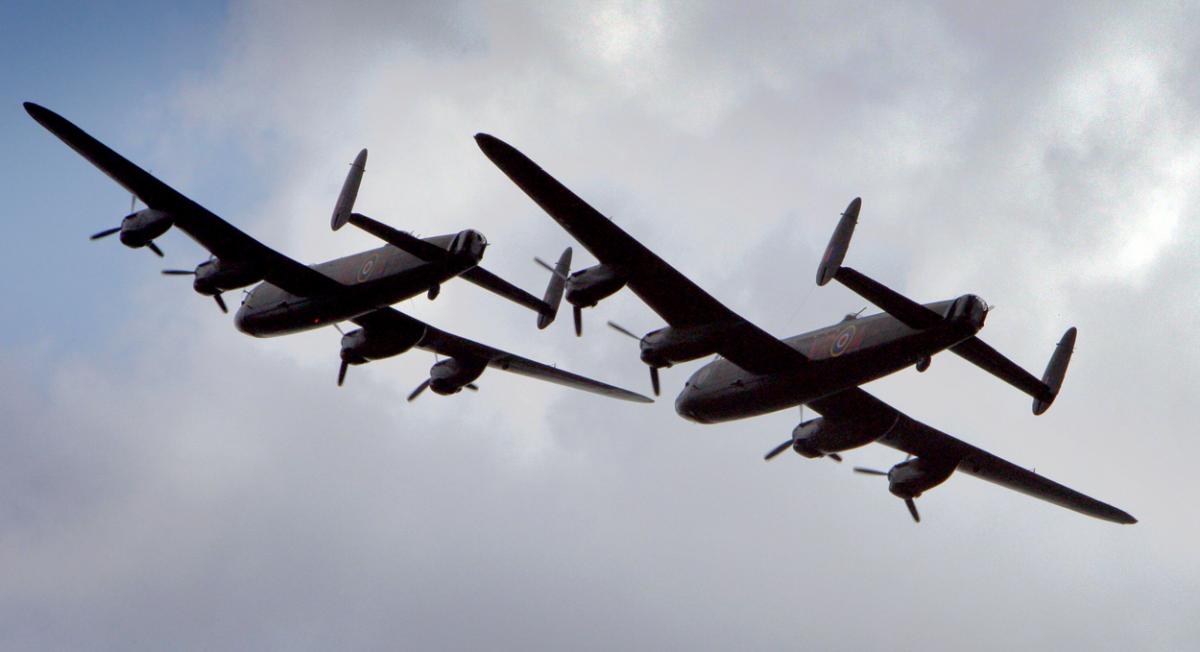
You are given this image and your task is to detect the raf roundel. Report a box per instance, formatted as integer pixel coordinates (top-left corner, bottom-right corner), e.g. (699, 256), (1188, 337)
(358, 254), (378, 282)
(829, 324), (857, 357)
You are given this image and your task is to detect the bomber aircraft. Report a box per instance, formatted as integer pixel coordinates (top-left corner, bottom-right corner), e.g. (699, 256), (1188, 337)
(474, 133), (1136, 524)
(25, 102), (651, 404)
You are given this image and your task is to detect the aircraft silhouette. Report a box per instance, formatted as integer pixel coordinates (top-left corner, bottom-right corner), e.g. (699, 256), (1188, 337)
(475, 133), (1135, 524)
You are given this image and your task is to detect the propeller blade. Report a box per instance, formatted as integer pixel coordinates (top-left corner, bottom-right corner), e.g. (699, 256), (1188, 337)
(129, 193), (137, 213)
(827, 453), (843, 462)
(573, 305), (583, 337)
(90, 226), (121, 240)
(407, 379), (430, 402)
(607, 321), (640, 340)
(161, 269), (195, 275)
(534, 257), (569, 280)
(146, 241), (164, 257)
(464, 383), (479, 391)
(764, 439), (793, 461)
(213, 293), (228, 313)
(337, 360), (349, 387)
(905, 498), (921, 523)
(649, 365), (661, 397)
(853, 467), (888, 476)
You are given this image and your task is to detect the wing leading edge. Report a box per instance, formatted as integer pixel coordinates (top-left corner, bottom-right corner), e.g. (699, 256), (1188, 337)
(24, 102), (339, 297)
(808, 388), (1136, 524)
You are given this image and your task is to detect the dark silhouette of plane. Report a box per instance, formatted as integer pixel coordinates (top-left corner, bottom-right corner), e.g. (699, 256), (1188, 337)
(25, 102), (650, 403)
(475, 133), (1135, 524)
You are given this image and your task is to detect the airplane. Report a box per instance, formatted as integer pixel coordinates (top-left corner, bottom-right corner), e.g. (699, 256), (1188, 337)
(24, 102), (651, 404)
(474, 132), (1136, 524)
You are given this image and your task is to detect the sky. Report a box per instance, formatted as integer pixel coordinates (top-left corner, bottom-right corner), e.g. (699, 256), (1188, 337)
(2, 1), (1198, 649)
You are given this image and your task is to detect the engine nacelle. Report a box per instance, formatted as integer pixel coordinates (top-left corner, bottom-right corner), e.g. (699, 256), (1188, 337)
(881, 457), (957, 499)
(639, 322), (740, 368)
(428, 357), (486, 395)
(192, 259), (263, 296)
(448, 229), (488, 266)
(117, 209), (173, 248)
(339, 324), (426, 366)
(790, 414), (900, 458)
(566, 264), (629, 308)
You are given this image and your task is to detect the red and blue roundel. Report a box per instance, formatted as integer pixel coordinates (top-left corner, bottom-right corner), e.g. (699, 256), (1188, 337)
(358, 254), (379, 282)
(830, 324), (857, 357)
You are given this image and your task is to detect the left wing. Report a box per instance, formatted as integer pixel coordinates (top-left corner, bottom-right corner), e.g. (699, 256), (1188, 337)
(475, 133), (806, 374)
(352, 307), (653, 403)
(807, 388), (1136, 524)
(25, 102), (341, 297)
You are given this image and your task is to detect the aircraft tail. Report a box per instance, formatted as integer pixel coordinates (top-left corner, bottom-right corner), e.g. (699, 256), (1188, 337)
(1032, 327), (1076, 415)
(331, 149), (367, 231)
(816, 196), (1075, 414)
(537, 247), (571, 329)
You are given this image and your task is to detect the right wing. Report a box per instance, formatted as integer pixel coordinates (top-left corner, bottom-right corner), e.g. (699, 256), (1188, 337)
(475, 133), (805, 374)
(352, 307), (653, 403)
(807, 388), (1136, 524)
(25, 103), (341, 297)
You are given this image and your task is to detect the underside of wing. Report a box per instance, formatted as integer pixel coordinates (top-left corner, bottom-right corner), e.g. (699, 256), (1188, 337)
(475, 133), (805, 375)
(807, 388), (1136, 524)
(25, 103), (340, 297)
(352, 308), (653, 403)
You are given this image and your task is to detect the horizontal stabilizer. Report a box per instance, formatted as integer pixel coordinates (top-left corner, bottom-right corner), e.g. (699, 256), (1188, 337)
(833, 267), (943, 329)
(816, 197), (861, 286)
(951, 337), (1053, 403)
(348, 212), (448, 259)
(347, 211), (555, 318)
(331, 149), (367, 231)
(1032, 327), (1077, 415)
(537, 247), (571, 330)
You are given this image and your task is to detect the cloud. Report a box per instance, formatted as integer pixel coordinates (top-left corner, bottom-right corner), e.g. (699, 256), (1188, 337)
(6, 1), (1200, 649)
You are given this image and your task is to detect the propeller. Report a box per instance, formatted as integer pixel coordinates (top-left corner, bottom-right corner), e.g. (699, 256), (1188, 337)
(853, 466), (920, 523)
(607, 320), (660, 396)
(763, 442), (841, 462)
(535, 256), (582, 336)
(92, 194), (164, 257)
(161, 262), (228, 313)
(407, 379), (478, 402)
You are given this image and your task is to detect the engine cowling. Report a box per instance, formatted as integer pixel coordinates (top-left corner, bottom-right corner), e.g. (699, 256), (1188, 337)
(881, 457), (957, 499)
(790, 414), (900, 458)
(566, 264), (629, 308)
(428, 357), (486, 395)
(638, 322), (740, 368)
(117, 209), (173, 248)
(339, 324), (426, 366)
(191, 258), (263, 296)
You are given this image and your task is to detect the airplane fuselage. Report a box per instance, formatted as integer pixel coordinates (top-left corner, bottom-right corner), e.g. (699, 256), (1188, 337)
(235, 232), (482, 337)
(675, 296), (987, 423)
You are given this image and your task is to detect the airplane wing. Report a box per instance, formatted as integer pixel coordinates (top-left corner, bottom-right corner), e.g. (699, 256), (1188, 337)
(25, 102), (341, 297)
(352, 307), (653, 403)
(806, 388), (1136, 523)
(475, 134), (806, 375)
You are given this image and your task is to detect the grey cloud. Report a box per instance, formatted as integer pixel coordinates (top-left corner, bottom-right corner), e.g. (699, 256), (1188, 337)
(5, 1), (1199, 650)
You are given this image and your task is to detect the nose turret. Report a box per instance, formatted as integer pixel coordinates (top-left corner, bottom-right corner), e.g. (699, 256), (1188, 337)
(674, 387), (709, 423)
